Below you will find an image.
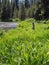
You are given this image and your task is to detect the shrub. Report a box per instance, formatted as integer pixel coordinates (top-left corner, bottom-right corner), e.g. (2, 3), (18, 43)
(12, 18), (21, 22)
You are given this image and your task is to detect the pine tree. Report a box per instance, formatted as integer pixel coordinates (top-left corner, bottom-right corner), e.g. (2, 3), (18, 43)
(41, 0), (49, 19)
(11, 0), (16, 18)
(0, 0), (2, 19)
(18, 3), (25, 20)
(1, 0), (11, 21)
(1, 5), (7, 21)
(25, 0), (30, 8)
(16, 0), (19, 9)
(13, 3), (18, 18)
(6, 0), (11, 20)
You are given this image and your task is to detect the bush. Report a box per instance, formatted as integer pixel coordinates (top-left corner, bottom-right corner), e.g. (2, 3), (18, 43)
(24, 18), (36, 22)
(0, 29), (5, 36)
(12, 18), (21, 22)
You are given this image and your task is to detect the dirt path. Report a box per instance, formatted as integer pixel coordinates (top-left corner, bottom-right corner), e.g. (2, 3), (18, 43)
(0, 22), (18, 30)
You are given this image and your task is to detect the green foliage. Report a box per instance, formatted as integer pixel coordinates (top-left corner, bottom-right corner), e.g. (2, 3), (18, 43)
(24, 18), (36, 22)
(0, 19), (49, 65)
(0, 29), (5, 36)
(12, 18), (21, 22)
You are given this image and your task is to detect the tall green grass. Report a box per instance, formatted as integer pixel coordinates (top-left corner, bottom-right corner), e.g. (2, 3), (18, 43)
(0, 20), (49, 65)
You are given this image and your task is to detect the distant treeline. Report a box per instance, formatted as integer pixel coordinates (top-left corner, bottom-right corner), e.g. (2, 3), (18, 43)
(0, 0), (49, 21)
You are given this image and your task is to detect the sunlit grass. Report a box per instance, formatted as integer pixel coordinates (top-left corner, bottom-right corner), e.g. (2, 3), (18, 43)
(0, 19), (49, 65)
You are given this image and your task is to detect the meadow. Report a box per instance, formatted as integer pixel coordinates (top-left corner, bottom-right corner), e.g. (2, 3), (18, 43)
(0, 19), (49, 65)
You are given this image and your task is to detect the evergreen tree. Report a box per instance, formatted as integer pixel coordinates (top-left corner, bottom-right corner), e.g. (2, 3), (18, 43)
(16, 0), (19, 9)
(25, 0), (30, 8)
(34, 2), (42, 20)
(41, 0), (49, 19)
(13, 4), (18, 18)
(11, 0), (16, 18)
(18, 3), (25, 20)
(1, 0), (11, 21)
(6, 0), (11, 20)
(1, 5), (7, 21)
(0, 0), (2, 19)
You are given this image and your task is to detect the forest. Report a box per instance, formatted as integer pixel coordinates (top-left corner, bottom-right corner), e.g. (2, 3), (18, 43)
(0, 0), (49, 65)
(0, 0), (49, 21)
